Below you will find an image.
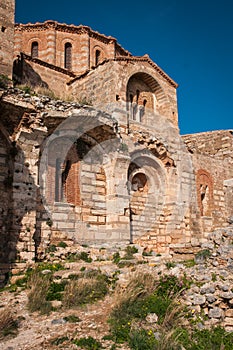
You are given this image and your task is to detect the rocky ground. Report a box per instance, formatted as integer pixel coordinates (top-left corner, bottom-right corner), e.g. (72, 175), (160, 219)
(0, 226), (233, 349)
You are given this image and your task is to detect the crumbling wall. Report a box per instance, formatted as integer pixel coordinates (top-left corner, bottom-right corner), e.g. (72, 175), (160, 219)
(182, 130), (233, 232)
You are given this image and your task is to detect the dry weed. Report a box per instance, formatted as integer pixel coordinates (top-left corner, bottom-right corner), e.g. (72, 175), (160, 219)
(27, 271), (52, 314)
(0, 308), (18, 339)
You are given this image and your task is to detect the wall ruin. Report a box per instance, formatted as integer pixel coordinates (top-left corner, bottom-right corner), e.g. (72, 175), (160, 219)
(0, 9), (232, 285)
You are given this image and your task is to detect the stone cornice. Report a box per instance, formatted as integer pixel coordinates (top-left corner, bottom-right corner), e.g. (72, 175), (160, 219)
(67, 56), (178, 88)
(114, 56), (178, 88)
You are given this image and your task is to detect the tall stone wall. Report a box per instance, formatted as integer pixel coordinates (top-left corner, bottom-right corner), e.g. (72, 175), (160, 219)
(0, 0), (15, 78)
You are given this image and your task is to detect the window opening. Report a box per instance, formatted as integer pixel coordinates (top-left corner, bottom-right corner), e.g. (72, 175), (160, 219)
(31, 41), (38, 58)
(64, 43), (72, 70)
(95, 50), (101, 65)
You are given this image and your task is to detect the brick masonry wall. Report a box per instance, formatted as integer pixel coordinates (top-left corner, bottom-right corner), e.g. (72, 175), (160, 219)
(0, 0), (15, 77)
(14, 22), (128, 75)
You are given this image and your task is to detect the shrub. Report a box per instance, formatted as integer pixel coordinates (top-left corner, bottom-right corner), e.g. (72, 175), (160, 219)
(73, 336), (102, 349)
(46, 280), (67, 301)
(0, 74), (11, 89)
(57, 241), (68, 248)
(64, 314), (80, 323)
(66, 251), (92, 263)
(165, 261), (176, 269)
(178, 326), (233, 350)
(108, 272), (157, 342)
(34, 85), (57, 99)
(129, 329), (157, 350)
(117, 260), (135, 268)
(142, 250), (153, 256)
(79, 251), (92, 262)
(0, 308), (18, 339)
(108, 271), (191, 345)
(195, 249), (211, 262)
(156, 275), (188, 298)
(45, 244), (57, 253)
(36, 262), (64, 272)
(16, 84), (32, 94)
(123, 245), (138, 260)
(112, 252), (121, 264)
(183, 259), (196, 268)
(51, 336), (69, 345)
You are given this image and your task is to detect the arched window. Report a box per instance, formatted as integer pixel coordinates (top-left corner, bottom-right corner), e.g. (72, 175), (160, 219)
(31, 41), (38, 58)
(95, 49), (101, 66)
(64, 43), (72, 70)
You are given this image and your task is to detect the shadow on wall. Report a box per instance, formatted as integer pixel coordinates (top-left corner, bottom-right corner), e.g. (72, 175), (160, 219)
(13, 54), (49, 88)
(0, 129), (37, 286)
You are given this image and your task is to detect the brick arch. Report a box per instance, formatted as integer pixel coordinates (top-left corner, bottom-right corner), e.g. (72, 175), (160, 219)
(196, 169), (214, 216)
(27, 37), (42, 57)
(91, 45), (106, 67)
(45, 136), (80, 205)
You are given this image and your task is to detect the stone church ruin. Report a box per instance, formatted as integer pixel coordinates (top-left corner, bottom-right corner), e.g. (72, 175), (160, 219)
(0, 0), (232, 285)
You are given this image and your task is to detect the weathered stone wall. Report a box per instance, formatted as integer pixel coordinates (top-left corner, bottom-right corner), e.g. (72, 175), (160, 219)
(69, 59), (178, 127)
(1, 11), (233, 287)
(0, 0), (15, 78)
(182, 130), (233, 232)
(13, 53), (72, 96)
(0, 129), (13, 267)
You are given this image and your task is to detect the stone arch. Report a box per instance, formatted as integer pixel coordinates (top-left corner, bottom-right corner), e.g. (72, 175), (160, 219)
(27, 37), (42, 57)
(92, 45), (105, 67)
(128, 150), (167, 240)
(126, 72), (168, 124)
(196, 169), (213, 216)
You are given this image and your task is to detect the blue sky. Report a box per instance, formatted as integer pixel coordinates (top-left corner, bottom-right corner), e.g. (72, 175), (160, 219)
(15, 0), (233, 135)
